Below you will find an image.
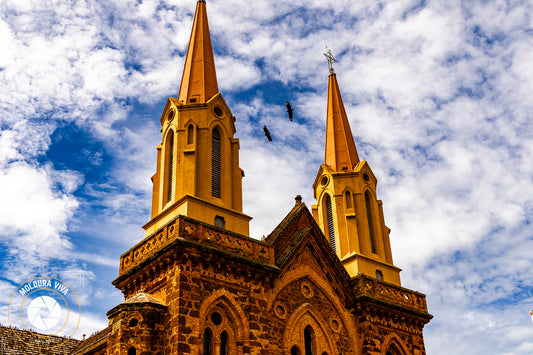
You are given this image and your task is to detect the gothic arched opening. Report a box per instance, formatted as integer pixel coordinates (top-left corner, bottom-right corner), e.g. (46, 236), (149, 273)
(203, 327), (213, 355)
(324, 194), (336, 252)
(164, 130), (175, 204)
(364, 190), (377, 253)
(304, 325), (315, 355)
(291, 345), (302, 355)
(211, 127), (221, 198)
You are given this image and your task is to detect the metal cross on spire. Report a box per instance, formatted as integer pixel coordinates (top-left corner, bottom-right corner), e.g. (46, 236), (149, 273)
(323, 47), (337, 74)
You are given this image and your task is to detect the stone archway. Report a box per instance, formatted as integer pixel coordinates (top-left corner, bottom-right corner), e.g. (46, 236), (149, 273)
(195, 289), (249, 355)
(283, 303), (335, 355)
(382, 333), (408, 355)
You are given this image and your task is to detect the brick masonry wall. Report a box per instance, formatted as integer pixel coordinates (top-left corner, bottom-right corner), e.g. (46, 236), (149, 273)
(106, 303), (167, 355)
(105, 214), (430, 355)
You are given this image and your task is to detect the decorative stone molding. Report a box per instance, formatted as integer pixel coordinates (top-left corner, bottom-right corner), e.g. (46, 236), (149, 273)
(120, 216), (274, 275)
(352, 275), (429, 314)
(300, 281), (314, 299)
(274, 301), (288, 319)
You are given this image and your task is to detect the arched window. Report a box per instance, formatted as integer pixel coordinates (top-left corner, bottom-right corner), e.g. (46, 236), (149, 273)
(128, 347), (136, 355)
(376, 270), (384, 281)
(165, 130), (174, 204)
(291, 345), (301, 355)
(220, 330), (228, 355)
(187, 124), (194, 145)
(364, 191), (376, 253)
(304, 325), (315, 355)
(345, 190), (352, 209)
(324, 194), (336, 252)
(212, 128), (221, 198)
(203, 328), (213, 355)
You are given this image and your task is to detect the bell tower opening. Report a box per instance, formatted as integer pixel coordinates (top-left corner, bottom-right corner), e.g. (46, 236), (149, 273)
(212, 127), (221, 198)
(164, 130), (174, 205)
(364, 191), (377, 254)
(324, 194), (336, 252)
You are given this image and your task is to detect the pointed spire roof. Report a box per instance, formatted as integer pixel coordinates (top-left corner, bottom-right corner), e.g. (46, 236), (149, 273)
(325, 72), (360, 171)
(178, 0), (219, 104)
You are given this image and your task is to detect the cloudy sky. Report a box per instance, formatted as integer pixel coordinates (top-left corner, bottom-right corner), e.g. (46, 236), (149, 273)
(1, 0), (532, 353)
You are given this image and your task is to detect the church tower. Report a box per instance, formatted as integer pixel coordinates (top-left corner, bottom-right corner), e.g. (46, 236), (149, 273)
(144, 0), (251, 237)
(312, 54), (402, 286)
(69, 3), (431, 355)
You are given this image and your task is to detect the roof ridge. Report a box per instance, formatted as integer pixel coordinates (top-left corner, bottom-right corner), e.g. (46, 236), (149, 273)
(265, 201), (307, 245)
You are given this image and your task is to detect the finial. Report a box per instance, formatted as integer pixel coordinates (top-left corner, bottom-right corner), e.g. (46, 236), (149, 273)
(295, 195), (302, 205)
(323, 47), (337, 74)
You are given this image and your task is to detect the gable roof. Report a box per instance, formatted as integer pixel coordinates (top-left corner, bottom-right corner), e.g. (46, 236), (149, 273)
(265, 197), (353, 296)
(70, 327), (109, 355)
(0, 324), (80, 355)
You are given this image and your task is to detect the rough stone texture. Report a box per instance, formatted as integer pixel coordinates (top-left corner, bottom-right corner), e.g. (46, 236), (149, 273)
(0, 324), (80, 354)
(106, 301), (167, 355)
(69, 203), (431, 355)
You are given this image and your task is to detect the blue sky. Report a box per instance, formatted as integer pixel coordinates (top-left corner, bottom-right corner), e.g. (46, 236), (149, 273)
(1, 0), (533, 353)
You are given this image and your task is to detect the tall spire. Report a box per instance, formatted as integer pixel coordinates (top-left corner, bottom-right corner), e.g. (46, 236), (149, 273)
(146, 0), (250, 238)
(178, 0), (219, 104)
(324, 71), (360, 171)
(313, 52), (401, 286)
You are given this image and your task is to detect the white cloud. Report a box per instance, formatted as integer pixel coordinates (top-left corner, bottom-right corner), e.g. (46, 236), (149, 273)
(0, 162), (79, 276)
(1, 0), (533, 353)
(217, 56), (262, 92)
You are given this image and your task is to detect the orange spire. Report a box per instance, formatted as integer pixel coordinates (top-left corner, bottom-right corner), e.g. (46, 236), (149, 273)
(178, 0), (219, 104)
(325, 72), (360, 171)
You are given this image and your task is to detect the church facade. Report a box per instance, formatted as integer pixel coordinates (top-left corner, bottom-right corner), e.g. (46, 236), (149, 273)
(72, 1), (432, 354)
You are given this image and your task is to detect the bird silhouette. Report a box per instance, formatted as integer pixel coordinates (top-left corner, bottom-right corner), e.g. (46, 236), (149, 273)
(263, 125), (272, 142)
(285, 101), (294, 121)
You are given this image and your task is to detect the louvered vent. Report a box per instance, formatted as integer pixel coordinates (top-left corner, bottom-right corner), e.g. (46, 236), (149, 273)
(325, 194), (336, 251)
(365, 191), (377, 253)
(167, 133), (174, 203)
(212, 129), (221, 198)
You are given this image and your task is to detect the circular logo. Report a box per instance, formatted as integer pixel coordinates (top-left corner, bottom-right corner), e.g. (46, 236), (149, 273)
(27, 296), (62, 330)
(8, 277), (81, 350)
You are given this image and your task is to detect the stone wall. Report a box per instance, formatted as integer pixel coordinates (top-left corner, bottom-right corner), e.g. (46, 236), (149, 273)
(104, 213), (430, 355)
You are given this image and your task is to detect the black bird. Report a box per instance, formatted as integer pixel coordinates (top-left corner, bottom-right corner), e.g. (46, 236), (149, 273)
(263, 125), (272, 142)
(285, 101), (294, 121)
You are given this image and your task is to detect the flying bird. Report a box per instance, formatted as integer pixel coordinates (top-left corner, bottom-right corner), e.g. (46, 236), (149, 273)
(263, 125), (272, 142)
(285, 101), (294, 121)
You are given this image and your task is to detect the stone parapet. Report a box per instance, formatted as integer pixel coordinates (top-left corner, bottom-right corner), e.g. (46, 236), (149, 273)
(352, 274), (429, 315)
(119, 215), (274, 275)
